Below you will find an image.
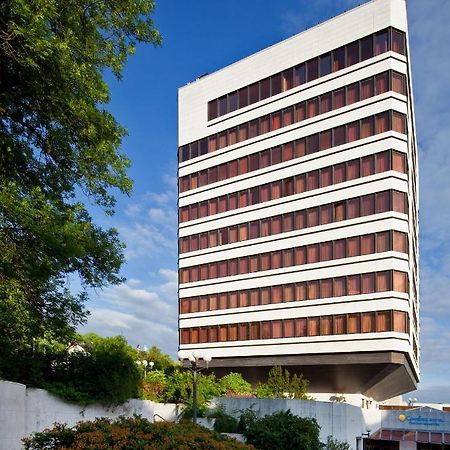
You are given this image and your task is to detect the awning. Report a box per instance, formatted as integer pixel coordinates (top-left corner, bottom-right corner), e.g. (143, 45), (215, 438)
(370, 429), (450, 444)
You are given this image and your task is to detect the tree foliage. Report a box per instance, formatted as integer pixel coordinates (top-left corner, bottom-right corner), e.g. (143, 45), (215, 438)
(0, 0), (161, 380)
(243, 410), (322, 450)
(255, 366), (310, 399)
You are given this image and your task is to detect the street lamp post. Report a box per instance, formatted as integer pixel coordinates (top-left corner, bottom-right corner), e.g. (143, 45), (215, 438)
(178, 350), (212, 424)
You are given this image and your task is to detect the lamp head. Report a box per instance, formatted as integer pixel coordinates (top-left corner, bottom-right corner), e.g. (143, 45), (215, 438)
(149, 361), (154, 368)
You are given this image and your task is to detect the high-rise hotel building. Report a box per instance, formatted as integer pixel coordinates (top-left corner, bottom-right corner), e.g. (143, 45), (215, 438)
(177, 0), (419, 401)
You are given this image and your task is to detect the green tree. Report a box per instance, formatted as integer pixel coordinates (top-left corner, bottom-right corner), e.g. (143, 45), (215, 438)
(0, 0), (161, 381)
(324, 436), (351, 450)
(256, 366), (310, 399)
(219, 372), (253, 397)
(243, 410), (322, 450)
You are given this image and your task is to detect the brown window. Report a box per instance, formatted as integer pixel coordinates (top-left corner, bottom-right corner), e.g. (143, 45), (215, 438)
(392, 72), (405, 95)
(249, 255), (259, 273)
(361, 35), (373, 60)
(272, 215), (282, 234)
(228, 259), (238, 276)
(334, 202), (345, 222)
(209, 327), (218, 343)
(347, 121), (360, 142)
(393, 191), (406, 213)
(320, 167), (332, 188)
(219, 196), (227, 213)
(362, 273), (375, 294)
(295, 210), (306, 230)
(307, 134), (319, 154)
(347, 83), (359, 104)
(362, 194), (375, 216)
(239, 323), (248, 340)
(219, 326), (228, 342)
(376, 112), (389, 134)
(320, 242), (333, 261)
(210, 295), (218, 310)
(180, 329), (190, 344)
(392, 112), (406, 134)
(271, 181), (282, 200)
(260, 78), (270, 100)
(283, 249), (294, 267)
(333, 47), (345, 72)
(307, 170), (319, 191)
(307, 58), (319, 82)
(321, 278), (333, 298)
(321, 316), (332, 335)
(180, 298), (190, 314)
(376, 151), (390, 173)
(308, 280), (319, 300)
(219, 293), (228, 310)
(362, 313), (375, 333)
(261, 219), (270, 237)
(347, 159), (360, 181)
(376, 311), (391, 332)
(392, 29), (405, 55)
(272, 320), (283, 338)
(333, 88), (345, 109)
(250, 322), (260, 340)
(260, 288), (270, 305)
(320, 93), (332, 114)
(377, 231), (390, 252)
(393, 151), (406, 173)
(361, 117), (374, 138)
(320, 204), (333, 225)
(284, 284), (294, 302)
(229, 324), (238, 341)
(308, 317), (320, 336)
(347, 237), (360, 257)
(375, 30), (388, 55)
(347, 197), (360, 219)
(320, 129), (332, 150)
(260, 253), (270, 271)
(361, 78), (374, 100)
(348, 314), (360, 333)
(294, 64), (306, 86)
(307, 244), (319, 264)
(295, 174), (306, 194)
(376, 191), (390, 213)
(393, 271), (407, 292)
(271, 251), (282, 270)
(377, 271), (391, 292)
(347, 41), (360, 66)
(334, 163), (346, 184)
(239, 291), (248, 307)
(209, 262), (217, 279)
(283, 107), (294, 127)
(229, 293), (238, 309)
(199, 327), (208, 343)
(283, 213), (294, 232)
(347, 275), (361, 295)
(199, 265), (208, 281)
(282, 69), (294, 91)
(393, 231), (407, 253)
(295, 247), (306, 266)
(295, 318), (307, 337)
(283, 143), (294, 161)
(334, 239), (346, 260)
(361, 234), (375, 255)
(296, 283), (306, 301)
(334, 125), (346, 146)
(307, 207), (319, 227)
(334, 277), (346, 297)
(261, 321), (271, 339)
(284, 320), (295, 338)
(239, 223), (248, 241)
(334, 315), (346, 335)
(239, 257), (249, 275)
(376, 72), (389, 94)
(295, 103), (306, 122)
(393, 311), (407, 333)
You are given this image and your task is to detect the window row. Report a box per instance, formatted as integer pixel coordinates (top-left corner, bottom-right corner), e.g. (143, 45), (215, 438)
(182, 73), (406, 192)
(179, 230), (407, 284)
(180, 310), (409, 345)
(180, 190), (408, 254)
(183, 69), (407, 164)
(208, 28), (406, 120)
(179, 270), (409, 314)
(179, 122), (407, 224)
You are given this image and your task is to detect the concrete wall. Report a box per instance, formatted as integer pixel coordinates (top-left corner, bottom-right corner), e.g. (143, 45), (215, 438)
(215, 397), (382, 450)
(0, 380), (179, 450)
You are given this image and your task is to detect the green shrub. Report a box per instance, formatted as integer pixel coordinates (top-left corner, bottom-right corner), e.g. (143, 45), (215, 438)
(324, 435), (351, 450)
(219, 372), (253, 397)
(142, 369), (167, 401)
(43, 333), (141, 404)
(255, 366), (310, 399)
(209, 405), (239, 433)
(243, 410), (322, 450)
(23, 416), (254, 449)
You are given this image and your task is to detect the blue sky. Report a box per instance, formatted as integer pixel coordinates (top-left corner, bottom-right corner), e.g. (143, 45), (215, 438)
(80, 0), (450, 402)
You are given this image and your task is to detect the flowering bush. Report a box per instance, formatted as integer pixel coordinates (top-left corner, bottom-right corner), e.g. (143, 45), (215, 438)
(23, 416), (254, 449)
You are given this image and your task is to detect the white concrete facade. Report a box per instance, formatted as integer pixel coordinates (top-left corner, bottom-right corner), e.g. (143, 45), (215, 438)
(178, 0), (419, 399)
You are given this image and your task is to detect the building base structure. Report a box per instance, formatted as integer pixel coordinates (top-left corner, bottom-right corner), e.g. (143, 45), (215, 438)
(207, 351), (417, 401)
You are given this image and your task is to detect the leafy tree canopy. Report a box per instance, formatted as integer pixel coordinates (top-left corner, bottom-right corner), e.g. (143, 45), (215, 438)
(0, 0), (161, 379)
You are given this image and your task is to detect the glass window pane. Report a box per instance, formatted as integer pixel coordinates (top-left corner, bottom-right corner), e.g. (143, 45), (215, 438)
(295, 102), (306, 122)
(347, 237), (360, 257)
(333, 89), (345, 109)
(392, 72), (405, 95)
(392, 29), (405, 55)
(393, 151), (406, 173)
(377, 231), (390, 253)
(376, 191), (390, 213)
(219, 96), (227, 116)
(260, 77), (270, 100)
(347, 41), (360, 66)
(375, 30), (388, 55)
(361, 234), (375, 255)
(334, 277), (346, 297)
(282, 69), (294, 91)
(361, 78), (374, 100)
(271, 73), (282, 95)
(361, 35), (374, 60)
(294, 64), (306, 86)
(376, 72), (389, 95)
(347, 83), (359, 104)
(333, 47), (345, 72)
(362, 194), (375, 215)
(307, 98), (319, 118)
(249, 82), (259, 104)
(347, 197), (360, 219)
(320, 93), (332, 114)
(307, 58), (319, 82)
(376, 111), (389, 134)
(334, 125), (346, 146)
(208, 100), (218, 121)
(307, 134), (319, 154)
(347, 121), (360, 142)
(320, 53), (331, 76)
(229, 92), (238, 112)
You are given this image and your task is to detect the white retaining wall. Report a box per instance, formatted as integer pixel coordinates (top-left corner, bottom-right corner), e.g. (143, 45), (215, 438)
(0, 380), (179, 450)
(214, 397), (382, 450)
